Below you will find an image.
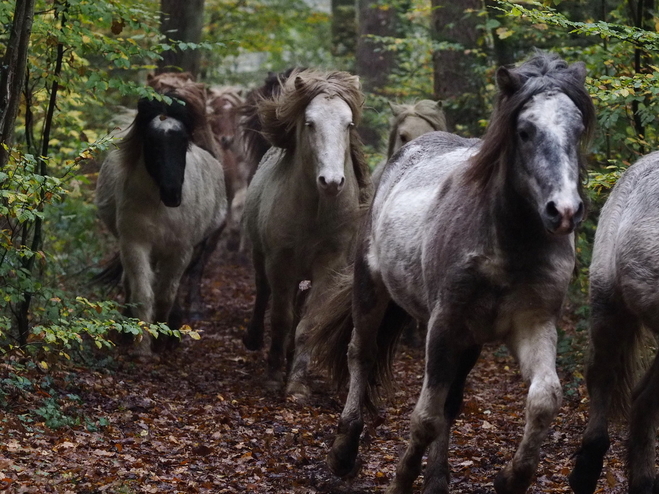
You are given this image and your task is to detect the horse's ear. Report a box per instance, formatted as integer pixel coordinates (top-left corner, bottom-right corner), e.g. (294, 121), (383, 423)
(295, 76), (305, 91)
(435, 100), (443, 109)
(348, 75), (361, 90)
(147, 73), (154, 82)
(496, 66), (524, 95)
(389, 102), (406, 116)
(568, 61), (587, 85)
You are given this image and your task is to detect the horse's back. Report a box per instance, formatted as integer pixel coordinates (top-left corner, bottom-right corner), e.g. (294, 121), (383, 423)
(368, 131), (481, 318)
(592, 152), (659, 316)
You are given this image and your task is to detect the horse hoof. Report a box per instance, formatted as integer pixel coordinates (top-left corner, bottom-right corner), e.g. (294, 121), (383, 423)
(493, 467), (532, 494)
(242, 331), (263, 351)
(286, 381), (311, 401)
(327, 448), (362, 479)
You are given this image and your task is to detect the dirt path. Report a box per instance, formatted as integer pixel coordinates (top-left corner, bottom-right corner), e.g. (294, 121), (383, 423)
(0, 249), (629, 493)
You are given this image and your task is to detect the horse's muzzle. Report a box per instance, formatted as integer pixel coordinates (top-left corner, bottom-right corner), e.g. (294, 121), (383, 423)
(318, 175), (345, 197)
(542, 199), (584, 235)
(161, 189), (182, 208)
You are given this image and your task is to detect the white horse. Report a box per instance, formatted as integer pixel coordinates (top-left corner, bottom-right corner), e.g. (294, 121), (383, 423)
(96, 94), (227, 355)
(241, 70), (371, 398)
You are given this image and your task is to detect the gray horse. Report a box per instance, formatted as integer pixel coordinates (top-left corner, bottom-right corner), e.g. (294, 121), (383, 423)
(569, 152), (659, 494)
(242, 70), (371, 398)
(311, 53), (595, 493)
(371, 99), (447, 186)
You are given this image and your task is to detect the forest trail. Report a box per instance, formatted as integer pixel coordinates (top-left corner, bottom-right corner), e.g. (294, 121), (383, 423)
(0, 247), (628, 493)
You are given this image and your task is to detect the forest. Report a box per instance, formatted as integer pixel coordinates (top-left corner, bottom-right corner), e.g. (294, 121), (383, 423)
(1, 0), (659, 492)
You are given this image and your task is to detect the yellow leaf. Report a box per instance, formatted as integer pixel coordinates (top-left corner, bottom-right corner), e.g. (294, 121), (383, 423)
(188, 331), (201, 340)
(39, 361), (48, 370)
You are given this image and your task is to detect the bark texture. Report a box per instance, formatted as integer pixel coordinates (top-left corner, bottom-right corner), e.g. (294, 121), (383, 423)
(157, 0), (206, 77)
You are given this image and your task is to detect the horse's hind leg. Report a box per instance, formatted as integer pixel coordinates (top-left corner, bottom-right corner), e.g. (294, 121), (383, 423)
(243, 251), (270, 351)
(423, 344), (482, 493)
(184, 224), (225, 320)
(569, 301), (638, 494)
(386, 312), (473, 494)
(627, 326), (659, 494)
(327, 255), (392, 478)
(494, 316), (562, 494)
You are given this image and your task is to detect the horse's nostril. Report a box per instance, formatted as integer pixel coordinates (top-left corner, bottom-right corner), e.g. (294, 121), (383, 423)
(545, 201), (559, 219)
(339, 177), (345, 186)
(319, 176), (327, 187)
(576, 201), (584, 218)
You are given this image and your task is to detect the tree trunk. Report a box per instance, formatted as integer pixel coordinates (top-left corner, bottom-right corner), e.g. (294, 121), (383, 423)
(355, 0), (397, 147)
(430, 0), (482, 132)
(331, 0), (357, 60)
(0, 0), (37, 169)
(157, 0), (206, 77)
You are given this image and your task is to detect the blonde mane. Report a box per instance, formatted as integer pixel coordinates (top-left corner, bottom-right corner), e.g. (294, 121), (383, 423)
(387, 100), (447, 158)
(258, 70), (371, 204)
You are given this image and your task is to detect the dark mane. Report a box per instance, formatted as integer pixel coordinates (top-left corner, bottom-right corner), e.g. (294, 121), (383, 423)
(258, 69), (371, 204)
(146, 72), (219, 159)
(386, 100), (447, 158)
(240, 68), (297, 169)
(465, 53), (596, 190)
(119, 95), (197, 167)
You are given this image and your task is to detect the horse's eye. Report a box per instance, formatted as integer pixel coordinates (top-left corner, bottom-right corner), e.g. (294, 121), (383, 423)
(400, 134), (408, 143)
(348, 122), (354, 128)
(518, 130), (530, 142)
(305, 121), (313, 128)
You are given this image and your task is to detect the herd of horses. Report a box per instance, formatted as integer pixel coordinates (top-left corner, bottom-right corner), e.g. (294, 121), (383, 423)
(94, 53), (659, 494)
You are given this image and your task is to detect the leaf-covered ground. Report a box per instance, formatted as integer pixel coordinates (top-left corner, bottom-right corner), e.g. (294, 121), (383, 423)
(0, 248), (633, 493)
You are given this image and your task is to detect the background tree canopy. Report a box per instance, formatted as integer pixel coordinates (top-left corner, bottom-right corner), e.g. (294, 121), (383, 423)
(0, 0), (658, 421)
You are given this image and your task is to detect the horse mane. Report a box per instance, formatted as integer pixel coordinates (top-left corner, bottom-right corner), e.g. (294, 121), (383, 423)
(258, 69), (371, 204)
(118, 94), (198, 167)
(240, 68), (297, 168)
(465, 52), (596, 190)
(146, 72), (219, 159)
(386, 99), (447, 158)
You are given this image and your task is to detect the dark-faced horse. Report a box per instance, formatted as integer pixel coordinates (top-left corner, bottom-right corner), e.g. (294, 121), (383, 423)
(96, 88), (227, 355)
(311, 53), (595, 493)
(242, 70), (371, 398)
(569, 151), (659, 494)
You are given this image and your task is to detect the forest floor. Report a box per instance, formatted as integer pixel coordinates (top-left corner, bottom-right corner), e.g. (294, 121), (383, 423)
(0, 245), (631, 493)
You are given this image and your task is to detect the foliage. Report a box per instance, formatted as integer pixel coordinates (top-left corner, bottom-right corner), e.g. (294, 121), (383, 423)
(202, 0), (332, 85)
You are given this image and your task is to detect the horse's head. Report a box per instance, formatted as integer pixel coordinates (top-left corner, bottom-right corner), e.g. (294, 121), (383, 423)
(299, 87), (355, 197)
(481, 56), (594, 235)
(137, 97), (194, 208)
(388, 100), (446, 158)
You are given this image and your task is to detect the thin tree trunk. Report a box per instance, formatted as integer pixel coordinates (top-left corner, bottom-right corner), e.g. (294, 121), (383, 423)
(16, 7), (65, 345)
(431, 0), (482, 132)
(157, 0), (206, 77)
(629, 0), (654, 152)
(0, 0), (37, 169)
(355, 0), (397, 147)
(331, 0), (357, 60)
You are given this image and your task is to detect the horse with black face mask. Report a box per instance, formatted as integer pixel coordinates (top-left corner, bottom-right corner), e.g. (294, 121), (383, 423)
(95, 95), (227, 355)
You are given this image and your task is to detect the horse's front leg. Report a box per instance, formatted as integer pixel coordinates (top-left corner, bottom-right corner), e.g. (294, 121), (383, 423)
(265, 256), (297, 390)
(120, 241), (155, 356)
(287, 261), (341, 399)
(154, 249), (193, 325)
(386, 310), (473, 494)
(494, 316), (562, 494)
(243, 250), (271, 351)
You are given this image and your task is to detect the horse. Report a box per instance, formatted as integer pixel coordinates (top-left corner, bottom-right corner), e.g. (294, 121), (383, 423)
(371, 99), (448, 187)
(310, 53), (595, 493)
(241, 69), (371, 398)
(569, 152), (659, 494)
(95, 88), (227, 355)
(207, 85), (248, 251)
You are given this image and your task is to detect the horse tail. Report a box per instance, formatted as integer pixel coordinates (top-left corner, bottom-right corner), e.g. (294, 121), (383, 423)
(608, 321), (656, 421)
(90, 252), (123, 289)
(309, 267), (355, 393)
(309, 265), (413, 414)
